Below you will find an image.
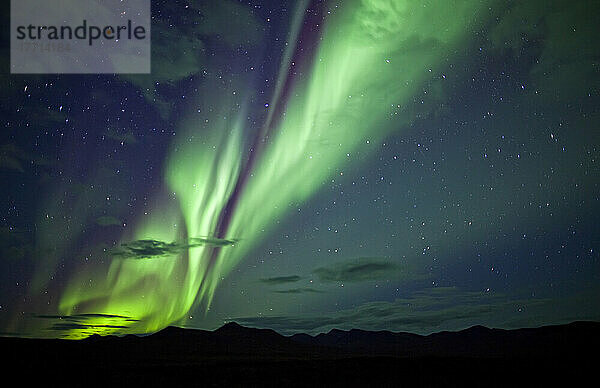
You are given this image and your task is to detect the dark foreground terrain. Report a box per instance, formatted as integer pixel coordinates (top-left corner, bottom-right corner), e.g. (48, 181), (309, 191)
(2, 321), (598, 387)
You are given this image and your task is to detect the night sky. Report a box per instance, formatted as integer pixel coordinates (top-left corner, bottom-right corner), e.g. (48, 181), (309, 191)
(1, 0), (599, 339)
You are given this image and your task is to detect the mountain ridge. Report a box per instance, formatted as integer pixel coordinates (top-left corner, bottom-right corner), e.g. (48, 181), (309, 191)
(2, 320), (597, 386)
(54, 319), (600, 358)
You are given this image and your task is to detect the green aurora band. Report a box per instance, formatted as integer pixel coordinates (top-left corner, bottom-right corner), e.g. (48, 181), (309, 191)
(31, 0), (492, 338)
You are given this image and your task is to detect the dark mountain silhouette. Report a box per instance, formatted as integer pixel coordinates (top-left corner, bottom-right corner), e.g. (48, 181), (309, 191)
(2, 321), (597, 386)
(290, 321), (599, 358)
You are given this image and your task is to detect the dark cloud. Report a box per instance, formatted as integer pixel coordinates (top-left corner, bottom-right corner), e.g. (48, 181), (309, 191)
(112, 237), (237, 259)
(36, 313), (139, 336)
(312, 257), (400, 283)
(273, 288), (324, 294)
(259, 275), (302, 285)
(36, 313), (139, 322)
(0, 331), (29, 337)
(48, 323), (129, 331)
(112, 239), (181, 259)
(189, 237), (239, 247)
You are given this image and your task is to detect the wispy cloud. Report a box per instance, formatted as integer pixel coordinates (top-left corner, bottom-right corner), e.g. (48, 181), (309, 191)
(35, 313), (139, 337)
(189, 237), (238, 247)
(259, 275), (302, 285)
(234, 287), (583, 335)
(111, 237), (237, 259)
(273, 288), (324, 294)
(312, 257), (401, 282)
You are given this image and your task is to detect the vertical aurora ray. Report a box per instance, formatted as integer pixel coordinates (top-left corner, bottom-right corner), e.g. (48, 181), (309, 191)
(54, 95), (246, 338)
(196, 0), (492, 311)
(34, 0), (492, 338)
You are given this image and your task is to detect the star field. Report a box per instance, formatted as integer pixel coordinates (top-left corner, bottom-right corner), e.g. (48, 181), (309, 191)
(0, 0), (599, 338)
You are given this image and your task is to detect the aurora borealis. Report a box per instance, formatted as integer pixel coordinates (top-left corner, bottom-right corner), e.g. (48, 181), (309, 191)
(1, 0), (599, 339)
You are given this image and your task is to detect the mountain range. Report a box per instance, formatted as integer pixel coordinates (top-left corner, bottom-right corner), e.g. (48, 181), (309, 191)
(2, 321), (598, 386)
